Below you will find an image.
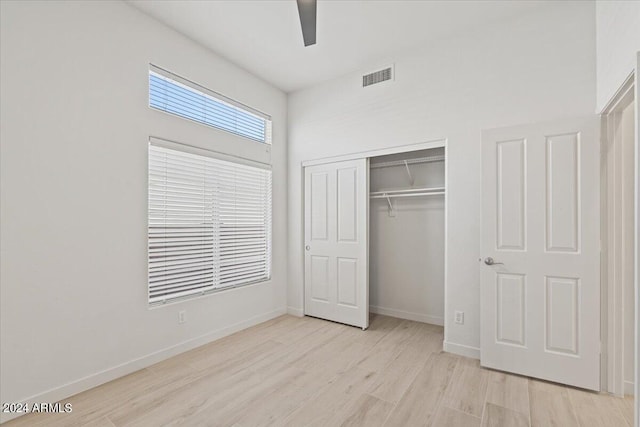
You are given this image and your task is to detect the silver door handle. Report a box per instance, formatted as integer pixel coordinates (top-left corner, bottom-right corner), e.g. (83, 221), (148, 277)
(305, 245), (310, 251)
(484, 257), (503, 266)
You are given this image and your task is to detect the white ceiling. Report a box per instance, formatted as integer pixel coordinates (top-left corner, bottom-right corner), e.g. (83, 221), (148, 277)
(129, 0), (552, 93)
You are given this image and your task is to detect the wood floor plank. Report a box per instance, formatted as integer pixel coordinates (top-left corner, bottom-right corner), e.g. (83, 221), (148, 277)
(291, 325), (376, 375)
(81, 416), (117, 427)
(3, 368), (164, 427)
(186, 334), (284, 375)
(481, 403), (528, 427)
(113, 367), (254, 426)
(529, 379), (579, 427)
(248, 322), (348, 377)
(485, 370), (530, 416)
(566, 387), (630, 427)
(175, 366), (311, 426)
(338, 393), (395, 427)
(441, 356), (491, 417)
(232, 369), (334, 427)
(529, 378), (569, 394)
(384, 352), (458, 427)
(611, 395), (635, 427)
(271, 315), (347, 346)
(282, 366), (382, 426)
(367, 332), (442, 403)
(355, 319), (426, 373)
(431, 406), (481, 427)
(366, 314), (406, 339)
(109, 341), (287, 426)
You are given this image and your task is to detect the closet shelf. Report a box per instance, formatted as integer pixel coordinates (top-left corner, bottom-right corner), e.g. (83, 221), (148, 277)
(369, 155), (445, 169)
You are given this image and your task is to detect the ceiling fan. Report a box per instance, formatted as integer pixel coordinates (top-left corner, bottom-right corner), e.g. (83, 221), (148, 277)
(296, 0), (317, 46)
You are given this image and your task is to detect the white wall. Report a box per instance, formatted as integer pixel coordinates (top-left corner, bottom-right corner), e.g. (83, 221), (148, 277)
(0, 1), (287, 422)
(595, 0), (640, 112)
(288, 2), (596, 356)
(369, 153), (445, 325)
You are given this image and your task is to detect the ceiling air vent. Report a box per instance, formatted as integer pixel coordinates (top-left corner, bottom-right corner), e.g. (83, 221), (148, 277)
(362, 66), (393, 87)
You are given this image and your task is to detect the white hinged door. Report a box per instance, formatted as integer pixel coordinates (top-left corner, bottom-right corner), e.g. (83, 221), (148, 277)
(481, 116), (600, 390)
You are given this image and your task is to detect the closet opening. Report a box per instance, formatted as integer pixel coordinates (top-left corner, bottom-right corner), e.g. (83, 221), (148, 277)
(302, 140), (447, 333)
(369, 147), (446, 327)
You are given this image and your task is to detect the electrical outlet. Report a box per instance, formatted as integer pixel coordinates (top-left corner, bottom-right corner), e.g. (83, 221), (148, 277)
(178, 310), (186, 324)
(454, 311), (464, 325)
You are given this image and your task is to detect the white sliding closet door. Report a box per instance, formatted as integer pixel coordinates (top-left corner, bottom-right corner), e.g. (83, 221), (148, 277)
(304, 159), (369, 329)
(481, 116), (600, 390)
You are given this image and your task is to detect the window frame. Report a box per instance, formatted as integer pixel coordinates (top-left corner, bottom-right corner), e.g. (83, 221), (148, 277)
(148, 64), (272, 145)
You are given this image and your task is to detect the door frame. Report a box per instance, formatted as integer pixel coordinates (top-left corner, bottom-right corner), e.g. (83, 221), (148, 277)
(301, 138), (448, 333)
(599, 71), (637, 397)
(634, 51), (640, 427)
(635, 52), (639, 427)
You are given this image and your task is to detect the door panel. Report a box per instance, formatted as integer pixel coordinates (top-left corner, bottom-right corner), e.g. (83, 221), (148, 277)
(310, 256), (330, 302)
(496, 273), (526, 346)
(337, 257), (358, 307)
(337, 167), (358, 242)
(545, 133), (580, 252)
(545, 276), (579, 355)
(310, 172), (329, 240)
(481, 116), (600, 390)
(304, 159), (369, 329)
(496, 139), (527, 251)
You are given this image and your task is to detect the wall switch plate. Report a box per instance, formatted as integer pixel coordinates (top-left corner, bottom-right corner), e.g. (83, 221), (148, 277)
(178, 310), (186, 324)
(454, 311), (464, 325)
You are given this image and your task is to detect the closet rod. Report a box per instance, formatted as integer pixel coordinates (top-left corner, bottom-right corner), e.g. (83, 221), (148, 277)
(370, 191), (445, 199)
(370, 155), (445, 169)
(370, 186), (444, 196)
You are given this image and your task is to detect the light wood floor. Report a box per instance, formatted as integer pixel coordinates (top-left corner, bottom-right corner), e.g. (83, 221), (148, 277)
(6, 314), (634, 427)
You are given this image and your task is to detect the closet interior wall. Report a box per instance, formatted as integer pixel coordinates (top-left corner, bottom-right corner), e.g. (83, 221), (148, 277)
(369, 148), (445, 326)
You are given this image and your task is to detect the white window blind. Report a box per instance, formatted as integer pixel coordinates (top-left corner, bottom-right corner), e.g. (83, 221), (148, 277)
(148, 141), (272, 304)
(149, 64), (272, 144)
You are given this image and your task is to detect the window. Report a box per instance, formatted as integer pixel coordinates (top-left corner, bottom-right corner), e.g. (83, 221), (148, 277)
(149, 65), (272, 144)
(148, 139), (272, 304)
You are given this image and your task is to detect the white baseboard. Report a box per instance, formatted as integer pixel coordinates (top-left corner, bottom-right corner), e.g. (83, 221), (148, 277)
(369, 305), (444, 326)
(287, 306), (304, 317)
(0, 307), (286, 424)
(624, 380), (635, 396)
(443, 340), (481, 359)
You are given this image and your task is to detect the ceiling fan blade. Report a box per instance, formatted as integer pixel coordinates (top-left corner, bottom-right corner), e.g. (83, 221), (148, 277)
(296, 0), (316, 46)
